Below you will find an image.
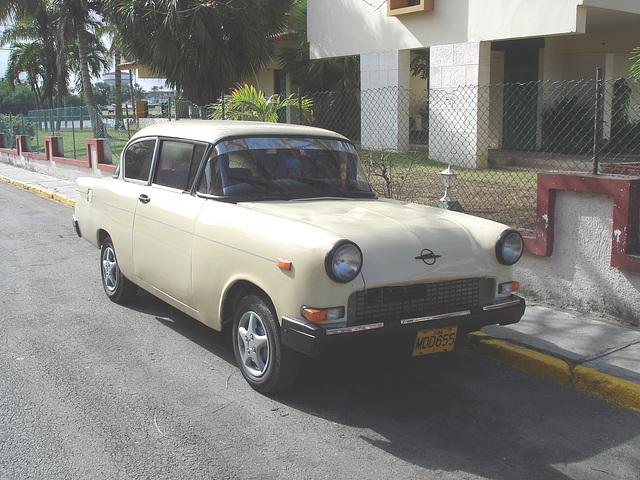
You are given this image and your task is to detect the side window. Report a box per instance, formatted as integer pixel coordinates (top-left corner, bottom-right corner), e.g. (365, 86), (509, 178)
(124, 139), (156, 182)
(154, 140), (206, 191)
(197, 151), (223, 196)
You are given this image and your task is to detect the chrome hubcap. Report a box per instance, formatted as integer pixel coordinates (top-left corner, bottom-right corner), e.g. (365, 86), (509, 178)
(237, 311), (270, 378)
(102, 246), (119, 294)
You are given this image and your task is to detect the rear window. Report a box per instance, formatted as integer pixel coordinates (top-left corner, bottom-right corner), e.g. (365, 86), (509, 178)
(123, 139), (156, 182)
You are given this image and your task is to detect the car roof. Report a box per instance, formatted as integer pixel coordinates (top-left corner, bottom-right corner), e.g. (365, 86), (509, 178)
(129, 120), (350, 145)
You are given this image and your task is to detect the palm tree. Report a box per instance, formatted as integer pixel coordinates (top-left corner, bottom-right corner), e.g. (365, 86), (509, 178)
(4, 41), (46, 108)
(60, 0), (106, 135)
(1, 0), (108, 135)
(211, 83), (312, 122)
(631, 46), (640, 81)
(105, 0), (293, 105)
(1, 0), (58, 108)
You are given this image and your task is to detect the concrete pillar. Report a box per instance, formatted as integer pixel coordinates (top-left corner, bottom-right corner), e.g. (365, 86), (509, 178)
(360, 50), (411, 152)
(429, 41), (492, 168)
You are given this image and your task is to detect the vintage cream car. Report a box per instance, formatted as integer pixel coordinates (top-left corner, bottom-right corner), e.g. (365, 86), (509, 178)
(73, 120), (525, 392)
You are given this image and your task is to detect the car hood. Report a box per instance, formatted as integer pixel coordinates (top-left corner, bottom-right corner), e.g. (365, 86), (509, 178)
(242, 199), (493, 284)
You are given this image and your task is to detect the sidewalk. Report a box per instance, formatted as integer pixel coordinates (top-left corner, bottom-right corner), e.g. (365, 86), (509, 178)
(0, 163), (77, 207)
(1, 161), (639, 413)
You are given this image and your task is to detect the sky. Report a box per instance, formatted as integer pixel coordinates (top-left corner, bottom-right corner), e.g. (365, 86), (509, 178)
(0, 48), (8, 77)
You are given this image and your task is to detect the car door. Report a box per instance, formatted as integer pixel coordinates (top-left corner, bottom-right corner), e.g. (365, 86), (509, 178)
(110, 137), (159, 276)
(132, 139), (207, 308)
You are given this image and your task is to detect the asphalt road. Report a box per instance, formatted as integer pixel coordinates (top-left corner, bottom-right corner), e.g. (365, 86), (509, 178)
(1, 182), (640, 480)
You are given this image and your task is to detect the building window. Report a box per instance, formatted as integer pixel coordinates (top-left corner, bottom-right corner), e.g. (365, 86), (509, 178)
(387, 0), (433, 16)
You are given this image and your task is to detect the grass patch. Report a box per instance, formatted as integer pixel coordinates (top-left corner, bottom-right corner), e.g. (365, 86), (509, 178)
(29, 125), (137, 164)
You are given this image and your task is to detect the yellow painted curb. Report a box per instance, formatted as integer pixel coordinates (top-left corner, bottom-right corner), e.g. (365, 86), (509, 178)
(573, 366), (640, 413)
(468, 332), (640, 414)
(53, 192), (75, 207)
(29, 185), (55, 200)
(1, 175), (74, 207)
(472, 334), (572, 383)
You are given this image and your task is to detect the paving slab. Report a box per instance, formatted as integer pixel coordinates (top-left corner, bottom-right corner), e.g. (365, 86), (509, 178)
(482, 304), (640, 363)
(583, 342), (640, 385)
(0, 163), (77, 203)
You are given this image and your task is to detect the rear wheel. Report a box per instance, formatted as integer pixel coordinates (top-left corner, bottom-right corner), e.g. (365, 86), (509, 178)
(100, 236), (138, 303)
(232, 294), (300, 393)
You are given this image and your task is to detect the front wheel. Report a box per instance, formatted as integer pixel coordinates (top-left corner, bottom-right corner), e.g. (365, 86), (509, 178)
(232, 294), (300, 393)
(100, 236), (138, 304)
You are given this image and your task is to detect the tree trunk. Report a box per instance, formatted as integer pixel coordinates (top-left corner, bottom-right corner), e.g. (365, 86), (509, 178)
(114, 50), (123, 127)
(76, 23), (100, 137)
(55, 23), (66, 131)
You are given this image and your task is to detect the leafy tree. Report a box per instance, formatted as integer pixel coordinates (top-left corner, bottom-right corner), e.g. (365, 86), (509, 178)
(93, 81), (111, 105)
(410, 50), (429, 80)
(65, 93), (82, 106)
(105, 0), (293, 105)
(0, 79), (38, 114)
(112, 83), (144, 104)
(211, 83), (312, 122)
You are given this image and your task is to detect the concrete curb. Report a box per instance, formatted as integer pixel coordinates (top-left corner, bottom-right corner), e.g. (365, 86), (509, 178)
(0, 174), (75, 208)
(467, 332), (640, 414)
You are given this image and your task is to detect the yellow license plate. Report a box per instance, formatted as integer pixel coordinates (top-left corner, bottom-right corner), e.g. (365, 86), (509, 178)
(412, 327), (458, 356)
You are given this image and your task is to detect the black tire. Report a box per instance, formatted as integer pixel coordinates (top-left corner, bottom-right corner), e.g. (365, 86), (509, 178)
(100, 236), (138, 304)
(232, 293), (301, 393)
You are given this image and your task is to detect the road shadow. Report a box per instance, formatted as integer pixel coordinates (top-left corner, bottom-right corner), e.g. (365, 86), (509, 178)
(120, 292), (640, 479)
(275, 343), (640, 479)
(125, 289), (236, 365)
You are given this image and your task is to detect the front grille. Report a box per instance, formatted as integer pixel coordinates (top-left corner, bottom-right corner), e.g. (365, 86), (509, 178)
(348, 278), (481, 326)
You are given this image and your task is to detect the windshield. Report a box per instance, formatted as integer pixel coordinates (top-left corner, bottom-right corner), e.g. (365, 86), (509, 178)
(196, 136), (375, 200)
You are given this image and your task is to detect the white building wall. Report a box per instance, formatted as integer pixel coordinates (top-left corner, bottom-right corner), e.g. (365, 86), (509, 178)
(429, 42), (492, 168)
(308, 0), (640, 60)
(361, 50), (411, 151)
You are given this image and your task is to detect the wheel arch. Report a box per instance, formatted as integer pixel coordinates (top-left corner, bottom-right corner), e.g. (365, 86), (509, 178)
(221, 280), (274, 330)
(98, 229), (110, 246)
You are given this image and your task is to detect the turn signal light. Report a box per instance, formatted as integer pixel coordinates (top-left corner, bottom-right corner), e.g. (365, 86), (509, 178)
(498, 281), (520, 294)
(301, 306), (345, 323)
(276, 258), (292, 270)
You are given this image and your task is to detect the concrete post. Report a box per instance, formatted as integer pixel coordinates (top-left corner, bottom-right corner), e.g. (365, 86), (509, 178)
(360, 50), (411, 152)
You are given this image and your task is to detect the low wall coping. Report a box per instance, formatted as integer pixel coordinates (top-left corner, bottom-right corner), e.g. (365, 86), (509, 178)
(523, 172), (640, 272)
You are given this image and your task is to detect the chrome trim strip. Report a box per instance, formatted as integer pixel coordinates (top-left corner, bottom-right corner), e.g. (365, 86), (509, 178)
(482, 299), (522, 311)
(400, 310), (471, 325)
(72, 215), (81, 238)
(282, 316), (320, 331)
(326, 322), (384, 336)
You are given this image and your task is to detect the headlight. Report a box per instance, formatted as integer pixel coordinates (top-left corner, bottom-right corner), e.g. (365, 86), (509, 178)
(325, 240), (362, 283)
(496, 229), (524, 265)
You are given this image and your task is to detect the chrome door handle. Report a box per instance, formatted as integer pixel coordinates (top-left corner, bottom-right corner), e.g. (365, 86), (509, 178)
(138, 194), (151, 204)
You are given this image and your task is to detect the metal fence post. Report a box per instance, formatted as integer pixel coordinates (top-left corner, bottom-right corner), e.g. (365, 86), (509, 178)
(593, 67), (603, 175)
(298, 87), (302, 125)
(72, 106), (77, 159)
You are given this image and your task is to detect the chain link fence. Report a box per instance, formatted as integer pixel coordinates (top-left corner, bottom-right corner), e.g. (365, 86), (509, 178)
(301, 76), (640, 231)
(8, 75), (640, 231)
